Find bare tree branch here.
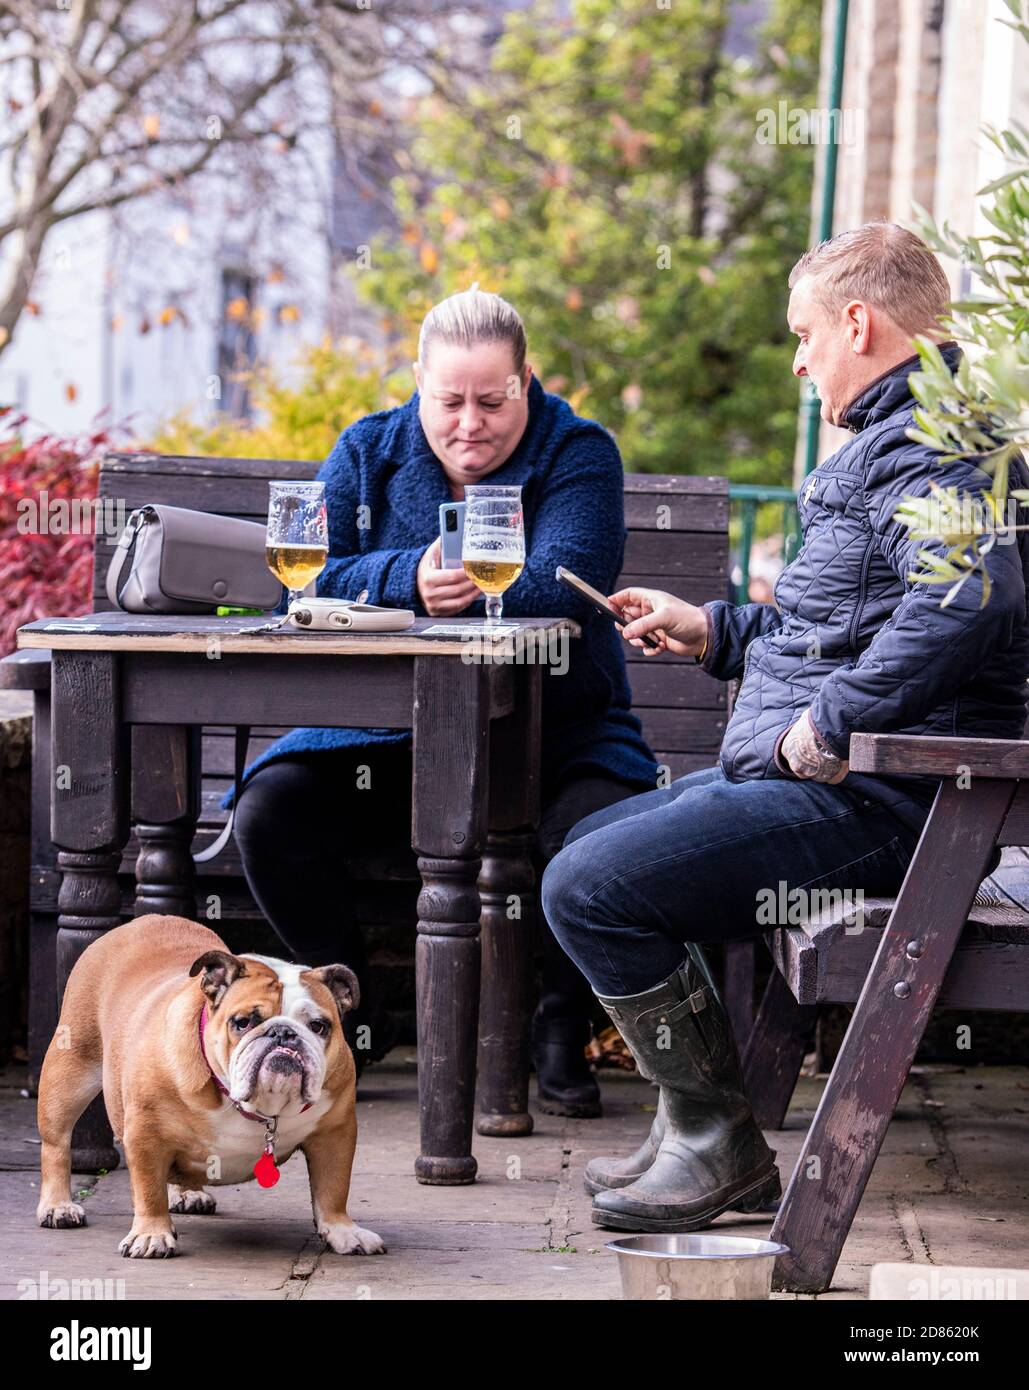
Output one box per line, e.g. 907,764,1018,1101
0,0,496,358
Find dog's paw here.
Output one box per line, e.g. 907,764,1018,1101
168,1185,216,1215
118,1228,179,1259
320,1221,387,1255
38,1201,87,1229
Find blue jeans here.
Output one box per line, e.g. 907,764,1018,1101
540,765,941,997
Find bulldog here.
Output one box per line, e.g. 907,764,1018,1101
36,915,385,1259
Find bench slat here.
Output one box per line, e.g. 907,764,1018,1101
850,731,1029,778
622,531,727,576
768,881,1029,1010
625,662,725,708
99,471,732,536
636,707,724,752
100,454,729,493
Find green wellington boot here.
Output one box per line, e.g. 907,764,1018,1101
583,944,722,1196
583,946,766,1200
583,1090,667,1195
589,951,781,1232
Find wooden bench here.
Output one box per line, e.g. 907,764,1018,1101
742,731,1029,1293
1,452,734,1086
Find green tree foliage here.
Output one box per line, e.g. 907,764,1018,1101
900,0,1029,607
354,0,821,481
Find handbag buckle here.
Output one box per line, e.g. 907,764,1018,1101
116,506,150,549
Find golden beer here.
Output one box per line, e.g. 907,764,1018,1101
463,558,524,594
266,542,328,592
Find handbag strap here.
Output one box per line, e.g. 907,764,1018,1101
193,725,250,864
105,507,149,609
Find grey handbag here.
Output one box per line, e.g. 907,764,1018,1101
105,503,283,614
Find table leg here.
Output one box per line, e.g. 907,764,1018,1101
132,725,200,918
27,680,57,1093
476,663,541,1137
51,652,130,1173
411,658,490,1184
742,966,818,1130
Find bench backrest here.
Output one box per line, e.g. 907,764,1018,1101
94,453,731,804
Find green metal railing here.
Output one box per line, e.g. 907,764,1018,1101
800,0,849,478
729,484,800,604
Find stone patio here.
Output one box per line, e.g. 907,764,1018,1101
2,1051,1027,1300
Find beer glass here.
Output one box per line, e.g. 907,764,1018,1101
266,481,329,609
462,485,525,626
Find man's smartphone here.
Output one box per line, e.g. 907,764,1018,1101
555,565,663,651
439,501,466,569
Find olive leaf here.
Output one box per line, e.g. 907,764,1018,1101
901,15,1029,613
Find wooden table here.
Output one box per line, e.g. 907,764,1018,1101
17,612,579,1184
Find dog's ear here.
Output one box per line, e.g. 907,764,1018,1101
189,950,247,1007
308,964,360,1022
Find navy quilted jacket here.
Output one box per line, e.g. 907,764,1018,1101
701,344,1029,783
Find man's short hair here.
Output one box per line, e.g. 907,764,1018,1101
788,222,950,336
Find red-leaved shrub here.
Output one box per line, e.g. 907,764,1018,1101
0,411,117,657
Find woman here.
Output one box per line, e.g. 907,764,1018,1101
229,285,659,1115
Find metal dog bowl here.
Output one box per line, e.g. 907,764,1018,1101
606,1233,789,1300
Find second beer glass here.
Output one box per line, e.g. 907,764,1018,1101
462,485,525,627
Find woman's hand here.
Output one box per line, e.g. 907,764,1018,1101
607,587,709,658
417,537,481,617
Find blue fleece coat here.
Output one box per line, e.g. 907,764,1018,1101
222,375,659,807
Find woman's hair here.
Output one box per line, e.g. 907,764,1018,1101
417,282,527,374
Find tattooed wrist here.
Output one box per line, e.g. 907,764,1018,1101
783,710,847,782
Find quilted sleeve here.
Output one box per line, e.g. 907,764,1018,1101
700,599,785,681
808,432,1028,756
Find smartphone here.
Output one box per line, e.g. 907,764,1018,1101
439,501,466,570
555,565,663,651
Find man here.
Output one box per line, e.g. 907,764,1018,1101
541,222,1029,1233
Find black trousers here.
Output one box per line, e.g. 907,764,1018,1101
233,743,641,1041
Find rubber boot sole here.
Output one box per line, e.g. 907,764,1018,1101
590,1165,782,1233
583,1169,781,1213
537,1091,603,1119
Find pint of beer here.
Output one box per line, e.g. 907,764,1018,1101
266,481,329,609
462,486,525,625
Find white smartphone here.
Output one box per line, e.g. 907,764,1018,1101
439,501,466,570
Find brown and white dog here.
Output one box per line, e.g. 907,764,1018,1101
36,915,385,1259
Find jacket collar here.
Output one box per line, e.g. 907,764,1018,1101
841,340,961,433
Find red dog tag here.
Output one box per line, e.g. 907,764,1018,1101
254,1149,280,1188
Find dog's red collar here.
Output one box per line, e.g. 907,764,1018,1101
198,1004,311,1123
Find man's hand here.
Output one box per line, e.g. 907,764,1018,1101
781,708,849,784
607,587,709,658
416,536,481,616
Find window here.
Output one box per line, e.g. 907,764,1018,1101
217,267,258,420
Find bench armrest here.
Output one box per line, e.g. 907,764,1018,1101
849,731,1029,779
0,649,52,691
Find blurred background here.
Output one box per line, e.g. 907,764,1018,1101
1,0,1026,635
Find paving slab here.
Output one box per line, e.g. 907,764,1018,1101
2,1054,1025,1301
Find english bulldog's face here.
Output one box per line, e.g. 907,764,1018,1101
189,951,359,1117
